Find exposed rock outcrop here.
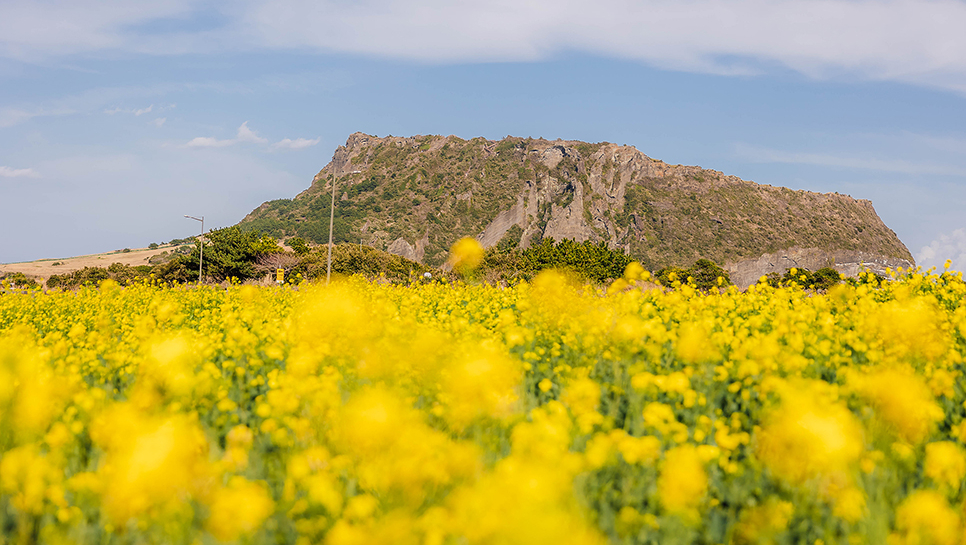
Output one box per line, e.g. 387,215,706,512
725,247,914,289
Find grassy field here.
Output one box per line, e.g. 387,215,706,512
1,262,965,544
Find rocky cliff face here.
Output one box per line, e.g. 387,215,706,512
241,132,914,285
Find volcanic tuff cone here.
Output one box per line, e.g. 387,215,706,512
241,132,913,286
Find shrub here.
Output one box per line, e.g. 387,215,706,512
655,266,690,288
778,267,843,291
656,259,732,290
812,267,843,290
688,259,732,290
152,259,194,284
1,272,39,289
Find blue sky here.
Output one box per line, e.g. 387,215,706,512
2,0,965,271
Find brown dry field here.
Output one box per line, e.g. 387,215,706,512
1,245,180,280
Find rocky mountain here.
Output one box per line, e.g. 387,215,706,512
241,132,914,286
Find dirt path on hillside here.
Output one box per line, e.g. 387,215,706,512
0,245,184,280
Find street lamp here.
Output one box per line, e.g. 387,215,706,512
184,215,204,283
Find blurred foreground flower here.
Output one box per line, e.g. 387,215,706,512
448,237,484,275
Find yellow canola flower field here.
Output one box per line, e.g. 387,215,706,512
1,264,966,545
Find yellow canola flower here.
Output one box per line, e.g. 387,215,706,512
658,445,708,520
439,345,522,430
444,456,606,545
866,298,949,363
731,497,793,544
134,333,202,406
675,322,719,364
510,401,576,464
326,509,424,545
924,441,966,489
622,261,650,282
447,237,485,274
617,434,662,465
831,486,867,523
851,368,944,444
583,430,662,469
888,490,960,545
205,476,274,542
332,386,480,499
561,377,604,433
0,444,63,515
3,259,966,543
90,406,210,524
221,424,254,471
756,380,863,484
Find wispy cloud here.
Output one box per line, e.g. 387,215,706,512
269,137,320,151
104,104,158,116
0,166,41,178
918,228,966,273
151,117,166,127
4,1,966,93
186,136,234,148
186,121,266,148
734,143,966,177
0,107,74,128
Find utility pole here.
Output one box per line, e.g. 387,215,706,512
184,215,204,283
327,177,336,284
327,171,360,284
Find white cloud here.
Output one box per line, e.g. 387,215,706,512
151,117,167,127
918,228,966,273
241,0,966,92
5,1,966,93
186,136,235,148
134,105,153,116
0,0,195,61
734,143,966,177
0,166,40,178
269,137,321,151
235,121,267,144
186,121,267,148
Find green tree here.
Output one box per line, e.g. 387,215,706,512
184,226,282,282
288,237,310,256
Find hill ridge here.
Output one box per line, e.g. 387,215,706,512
241,132,913,285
